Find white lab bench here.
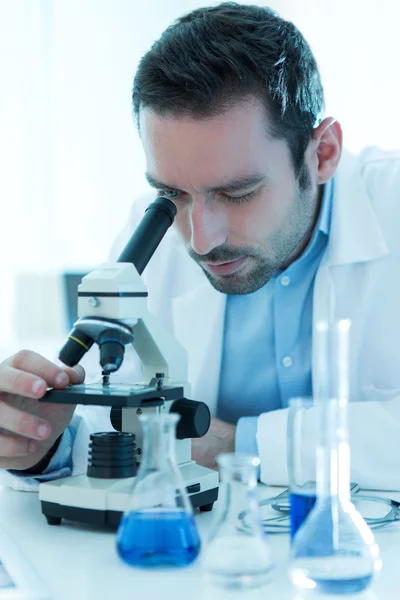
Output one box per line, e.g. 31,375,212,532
1,483,400,600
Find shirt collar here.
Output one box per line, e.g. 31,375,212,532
318,178,333,236
296,178,333,259
276,178,333,279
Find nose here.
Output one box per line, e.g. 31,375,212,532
189,195,228,256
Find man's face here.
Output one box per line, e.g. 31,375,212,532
140,100,319,294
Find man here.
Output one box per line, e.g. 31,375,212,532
1,2,400,491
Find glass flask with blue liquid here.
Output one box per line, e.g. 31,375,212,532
116,412,201,568
289,320,381,595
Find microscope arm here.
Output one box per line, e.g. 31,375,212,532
57,196,186,385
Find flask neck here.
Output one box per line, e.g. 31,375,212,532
221,473,258,511
139,414,178,473
316,396,350,503
314,319,351,504
216,457,260,533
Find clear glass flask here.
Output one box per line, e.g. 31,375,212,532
116,412,201,568
289,320,381,595
202,453,273,589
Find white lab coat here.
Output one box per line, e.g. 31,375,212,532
103,146,400,491
3,146,400,492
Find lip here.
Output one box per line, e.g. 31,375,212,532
205,257,248,276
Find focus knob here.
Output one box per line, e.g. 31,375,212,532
170,399,211,439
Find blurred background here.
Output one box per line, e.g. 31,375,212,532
0,0,399,358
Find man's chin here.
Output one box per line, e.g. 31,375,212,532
201,267,271,295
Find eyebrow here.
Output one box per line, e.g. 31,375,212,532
145,172,267,194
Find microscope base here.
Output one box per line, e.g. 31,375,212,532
39,461,219,528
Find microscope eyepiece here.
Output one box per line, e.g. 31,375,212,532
59,328,94,367
99,329,126,373
117,197,177,274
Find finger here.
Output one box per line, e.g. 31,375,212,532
0,433,38,457
3,350,70,396
0,400,51,440
0,365,47,398
62,365,85,385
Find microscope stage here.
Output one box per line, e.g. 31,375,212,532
43,383,184,407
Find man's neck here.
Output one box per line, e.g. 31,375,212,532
282,183,325,269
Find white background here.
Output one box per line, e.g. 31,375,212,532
0,0,399,345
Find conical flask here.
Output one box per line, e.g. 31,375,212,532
289,320,381,594
116,412,201,568
202,453,273,589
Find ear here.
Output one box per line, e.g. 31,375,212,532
312,117,343,184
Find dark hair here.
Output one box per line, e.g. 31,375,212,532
132,2,325,173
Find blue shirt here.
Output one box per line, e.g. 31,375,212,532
218,179,333,457
7,423,75,483
13,180,333,484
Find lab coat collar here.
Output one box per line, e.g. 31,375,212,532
326,149,389,266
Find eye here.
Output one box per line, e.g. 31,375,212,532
157,189,181,199
220,189,258,205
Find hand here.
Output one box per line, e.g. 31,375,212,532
191,417,235,470
0,350,85,471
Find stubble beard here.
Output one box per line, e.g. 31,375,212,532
191,165,318,295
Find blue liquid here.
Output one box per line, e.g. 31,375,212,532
116,510,201,568
313,575,373,595
290,491,316,539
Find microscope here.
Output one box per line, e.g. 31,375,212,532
38,197,219,527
